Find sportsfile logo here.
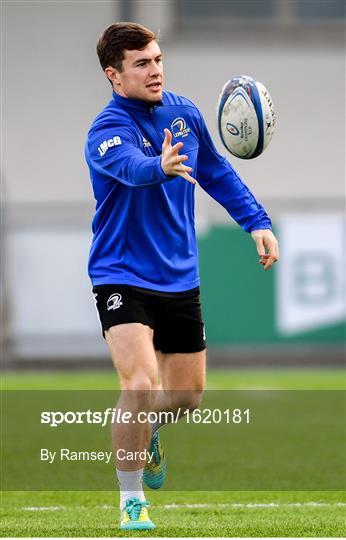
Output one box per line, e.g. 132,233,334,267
98,136,122,157
171,117,190,138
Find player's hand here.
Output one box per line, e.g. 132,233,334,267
251,229,279,271
161,128,196,184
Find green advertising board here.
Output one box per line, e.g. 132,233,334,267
198,223,345,346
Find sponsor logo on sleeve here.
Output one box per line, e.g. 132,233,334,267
98,136,122,157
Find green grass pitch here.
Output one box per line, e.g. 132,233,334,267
1,368,345,537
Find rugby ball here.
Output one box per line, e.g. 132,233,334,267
217,75,275,159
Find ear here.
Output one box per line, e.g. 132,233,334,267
105,66,121,86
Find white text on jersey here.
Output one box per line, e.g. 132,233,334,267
143,137,152,148
98,136,122,157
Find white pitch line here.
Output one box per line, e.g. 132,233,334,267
23,506,64,511
22,502,346,512
160,502,346,509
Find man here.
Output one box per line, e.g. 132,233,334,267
85,22,279,531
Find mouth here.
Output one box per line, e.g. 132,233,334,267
146,82,162,91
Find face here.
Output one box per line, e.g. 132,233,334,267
106,40,164,102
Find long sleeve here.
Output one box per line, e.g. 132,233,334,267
85,123,172,188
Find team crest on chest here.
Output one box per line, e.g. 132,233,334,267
171,117,190,138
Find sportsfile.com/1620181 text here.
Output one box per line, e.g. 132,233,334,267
40,408,251,427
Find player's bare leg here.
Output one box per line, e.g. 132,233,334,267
105,323,158,529
143,350,206,489
156,349,206,410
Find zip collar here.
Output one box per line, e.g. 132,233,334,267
112,91,164,113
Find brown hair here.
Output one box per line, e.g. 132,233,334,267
97,22,157,72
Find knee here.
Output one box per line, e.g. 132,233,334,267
171,387,204,411
119,378,157,413
124,375,156,393
187,388,204,410
123,376,160,395
185,379,205,410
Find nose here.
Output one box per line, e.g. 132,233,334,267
149,60,161,77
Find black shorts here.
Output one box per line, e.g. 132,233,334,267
92,284,206,354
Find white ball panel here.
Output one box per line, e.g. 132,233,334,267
220,87,259,159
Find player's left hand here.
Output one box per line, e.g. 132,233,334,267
251,229,279,271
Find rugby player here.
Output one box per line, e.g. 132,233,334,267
85,22,279,531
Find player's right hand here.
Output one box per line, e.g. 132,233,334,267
161,128,196,184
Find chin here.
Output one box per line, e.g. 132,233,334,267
145,91,163,103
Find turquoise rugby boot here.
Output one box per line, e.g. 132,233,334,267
120,497,156,530
143,431,167,489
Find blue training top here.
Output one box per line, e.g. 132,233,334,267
85,91,271,292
